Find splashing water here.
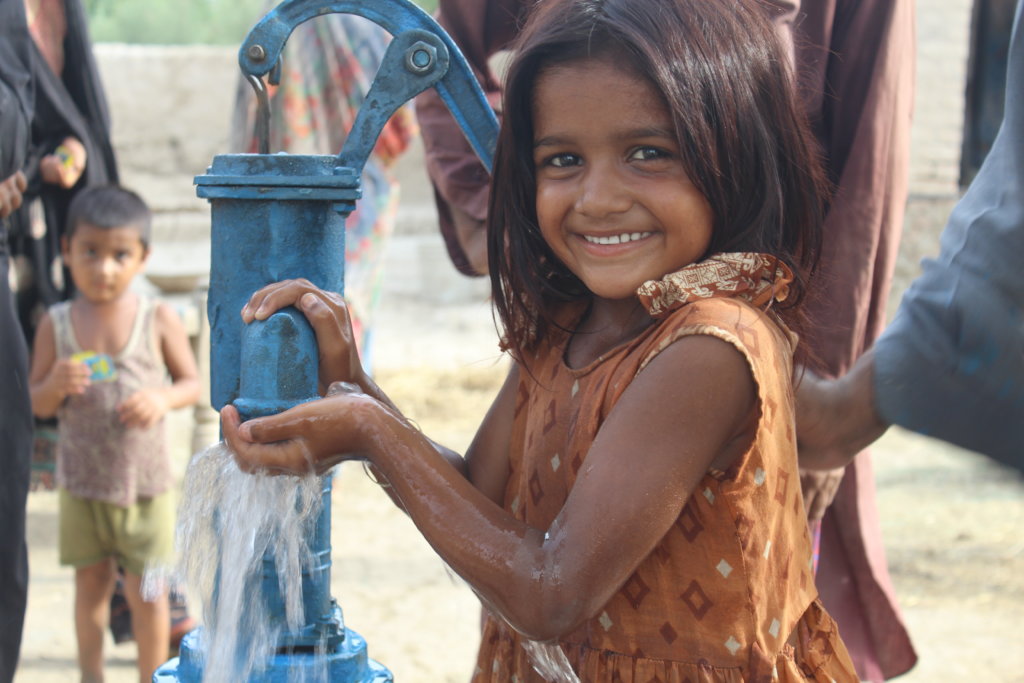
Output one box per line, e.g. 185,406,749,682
175,442,326,683
445,550,580,681
522,639,581,683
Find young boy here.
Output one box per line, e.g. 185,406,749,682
28,185,200,683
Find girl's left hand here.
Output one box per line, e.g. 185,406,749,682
221,382,379,476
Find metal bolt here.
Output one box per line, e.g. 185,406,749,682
247,44,267,62
405,41,437,74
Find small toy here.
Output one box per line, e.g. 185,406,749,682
54,144,77,171
72,351,117,382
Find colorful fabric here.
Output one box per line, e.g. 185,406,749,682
231,10,417,364
638,252,793,316
473,253,857,682
51,297,171,507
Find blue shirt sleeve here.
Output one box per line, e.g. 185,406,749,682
873,0,1024,468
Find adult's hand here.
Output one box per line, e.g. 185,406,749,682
0,170,26,218
795,353,889,471
39,136,86,188
800,466,846,521
450,203,489,276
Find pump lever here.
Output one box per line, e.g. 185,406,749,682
336,29,448,173
238,0,498,172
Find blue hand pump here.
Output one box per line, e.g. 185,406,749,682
153,0,497,680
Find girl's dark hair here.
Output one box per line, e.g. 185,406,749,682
488,0,829,362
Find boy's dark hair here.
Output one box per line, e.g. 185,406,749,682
66,185,152,249
488,0,829,362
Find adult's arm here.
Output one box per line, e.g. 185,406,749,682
799,0,1024,472
415,0,528,276
872,0,1024,469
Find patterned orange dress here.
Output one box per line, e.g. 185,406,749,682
472,253,857,682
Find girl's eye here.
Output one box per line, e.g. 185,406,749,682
629,146,670,162
543,153,580,169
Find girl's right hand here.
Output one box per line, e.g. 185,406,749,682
241,279,363,395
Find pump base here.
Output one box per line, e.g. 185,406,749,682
153,628,392,682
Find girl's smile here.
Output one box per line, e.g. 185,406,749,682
582,231,654,246
532,56,713,301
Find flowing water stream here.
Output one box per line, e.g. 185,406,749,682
173,442,326,682
167,441,577,682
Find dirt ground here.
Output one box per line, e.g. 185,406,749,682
16,328,1024,682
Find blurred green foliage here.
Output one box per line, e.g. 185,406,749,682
84,0,439,45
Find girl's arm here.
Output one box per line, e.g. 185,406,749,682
225,333,756,641
28,313,91,418
117,303,200,428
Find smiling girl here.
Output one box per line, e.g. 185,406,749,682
222,0,856,680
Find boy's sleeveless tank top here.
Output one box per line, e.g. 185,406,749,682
473,253,857,682
52,297,171,508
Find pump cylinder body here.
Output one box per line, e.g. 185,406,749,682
153,153,390,682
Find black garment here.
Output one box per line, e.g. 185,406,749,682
8,0,118,342
0,0,33,175
0,0,35,679
0,232,32,683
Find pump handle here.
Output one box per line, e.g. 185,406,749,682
238,0,498,172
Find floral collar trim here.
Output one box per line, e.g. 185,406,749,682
636,252,793,319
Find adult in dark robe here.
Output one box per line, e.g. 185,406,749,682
9,0,118,342
0,0,35,677
415,0,918,679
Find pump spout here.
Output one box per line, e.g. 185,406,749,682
236,311,344,656
235,308,320,420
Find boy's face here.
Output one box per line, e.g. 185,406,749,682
62,222,148,305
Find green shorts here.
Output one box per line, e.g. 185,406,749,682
58,488,175,576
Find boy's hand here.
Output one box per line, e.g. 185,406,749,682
39,136,87,189
118,388,170,429
50,358,91,398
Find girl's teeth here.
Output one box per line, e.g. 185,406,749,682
585,232,651,245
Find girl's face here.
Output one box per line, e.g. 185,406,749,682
532,57,713,301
